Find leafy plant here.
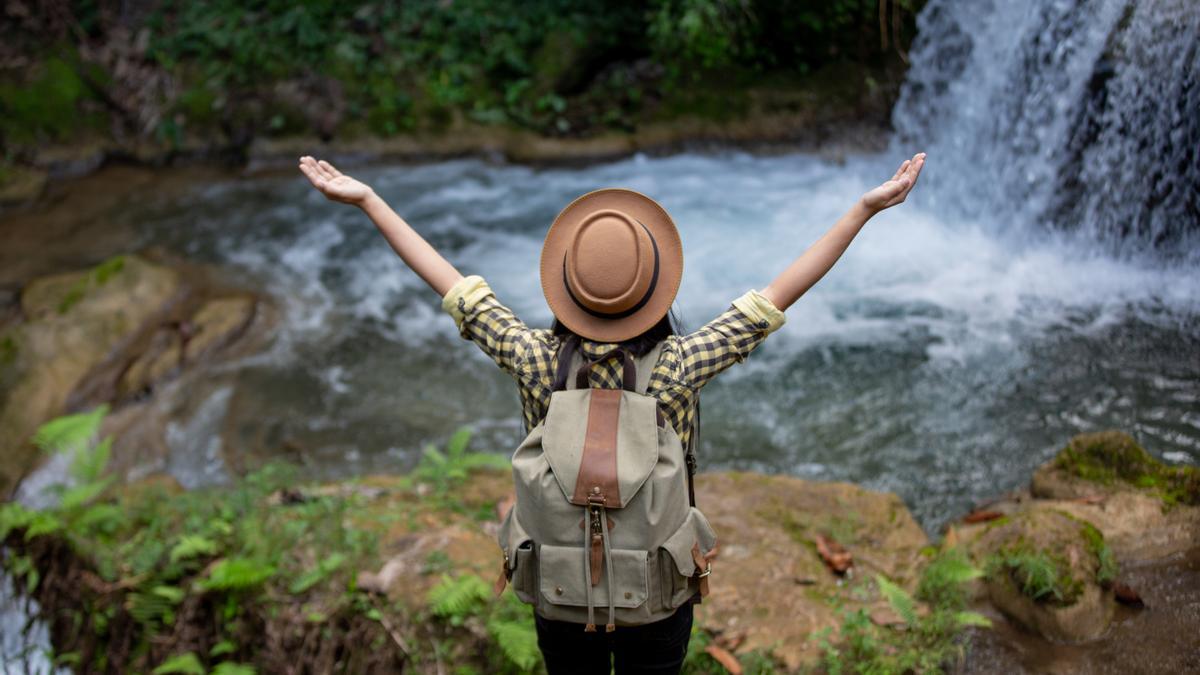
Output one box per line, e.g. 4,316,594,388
818,548,990,673
411,427,508,497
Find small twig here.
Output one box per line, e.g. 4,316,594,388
368,595,411,658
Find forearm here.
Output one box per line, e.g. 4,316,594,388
761,201,875,311
359,192,463,296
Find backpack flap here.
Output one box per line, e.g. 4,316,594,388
542,388,659,509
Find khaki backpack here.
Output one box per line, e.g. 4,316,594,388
495,336,718,631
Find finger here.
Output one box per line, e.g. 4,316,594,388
298,162,327,190
318,160,343,178
311,158,335,181
890,160,910,182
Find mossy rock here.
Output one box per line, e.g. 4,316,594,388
976,509,1116,643
1033,431,1200,507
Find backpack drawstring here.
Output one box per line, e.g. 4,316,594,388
600,505,616,632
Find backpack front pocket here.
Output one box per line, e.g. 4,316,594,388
498,508,536,603
537,544,648,609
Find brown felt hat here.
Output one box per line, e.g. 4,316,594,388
540,188,683,343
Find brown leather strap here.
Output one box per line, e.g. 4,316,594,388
570,388,622,507
574,347,636,391
493,562,508,597
691,541,719,598
552,335,580,392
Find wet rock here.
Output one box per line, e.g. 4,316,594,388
973,509,1117,643
116,294,257,399
0,165,47,205
1,254,268,497
0,255,182,496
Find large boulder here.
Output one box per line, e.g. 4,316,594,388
1,255,182,496
1030,431,1200,561
1,254,267,498
974,509,1117,643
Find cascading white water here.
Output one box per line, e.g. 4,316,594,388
892,0,1199,252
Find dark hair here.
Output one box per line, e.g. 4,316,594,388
551,308,681,357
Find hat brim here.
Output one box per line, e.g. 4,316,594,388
540,188,683,343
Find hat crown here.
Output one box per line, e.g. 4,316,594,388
566,210,655,315
541,188,682,343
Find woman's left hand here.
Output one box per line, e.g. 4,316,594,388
860,152,926,213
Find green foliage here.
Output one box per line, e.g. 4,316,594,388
428,574,543,673
170,535,219,563
411,427,508,498
288,552,347,594
152,652,206,675
428,573,491,625
985,542,1081,606
199,557,277,592
1077,521,1118,586
818,549,989,674
211,663,256,675
0,55,104,144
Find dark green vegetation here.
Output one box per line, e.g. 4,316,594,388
1054,431,1200,508
981,512,1117,607
1,0,920,168
816,548,991,674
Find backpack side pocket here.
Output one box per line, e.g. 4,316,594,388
657,507,718,610
498,507,536,604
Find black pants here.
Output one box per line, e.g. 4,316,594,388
534,603,694,675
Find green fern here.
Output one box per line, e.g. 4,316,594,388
170,535,220,563
487,616,541,672
152,652,205,675
428,573,491,624
875,574,918,626
199,558,276,592
211,663,256,675
288,552,346,594
917,547,984,609
413,428,508,496
32,406,112,483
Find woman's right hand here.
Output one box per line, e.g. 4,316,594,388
298,156,374,206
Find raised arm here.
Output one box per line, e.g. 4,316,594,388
298,156,463,296
761,152,925,312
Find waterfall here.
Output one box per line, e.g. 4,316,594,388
892,0,1199,254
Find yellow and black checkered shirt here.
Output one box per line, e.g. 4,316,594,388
442,275,786,450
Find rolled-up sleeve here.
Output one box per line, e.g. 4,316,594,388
674,289,785,389
440,275,553,386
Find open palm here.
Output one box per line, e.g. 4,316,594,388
298,156,372,205
861,152,926,212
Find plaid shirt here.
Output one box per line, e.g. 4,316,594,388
442,276,785,450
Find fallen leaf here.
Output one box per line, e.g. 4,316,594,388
962,509,1004,524
814,533,853,574
714,629,747,652
1073,494,1106,505
1113,582,1144,608
705,645,743,674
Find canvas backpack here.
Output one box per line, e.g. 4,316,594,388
495,336,718,631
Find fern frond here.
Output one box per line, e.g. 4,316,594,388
487,616,541,672
151,652,205,675
954,611,993,628
445,427,472,459
32,406,108,456
199,557,276,592
428,573,490,620
875,574,918,626
170,535,220,563
211,662,256,675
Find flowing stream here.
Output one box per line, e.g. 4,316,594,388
4,0,1199,669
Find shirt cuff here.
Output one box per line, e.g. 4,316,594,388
732,290,786,335
441,275,493,329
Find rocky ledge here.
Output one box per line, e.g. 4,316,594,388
3,429,1197,673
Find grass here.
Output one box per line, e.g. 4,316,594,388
984,540,1082,606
